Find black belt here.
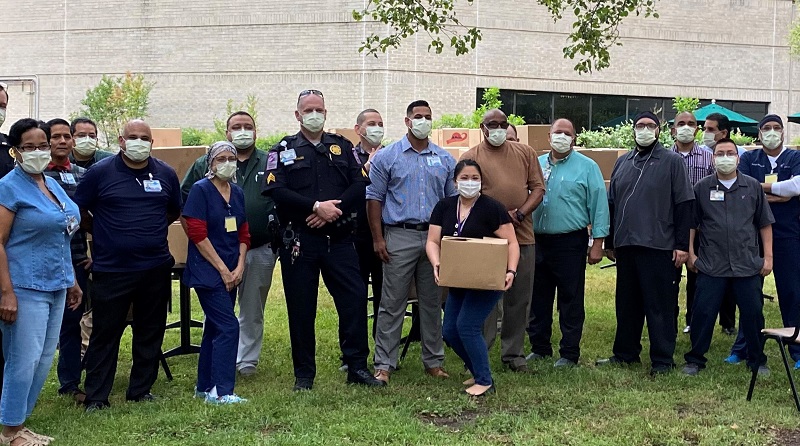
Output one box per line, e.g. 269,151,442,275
387,222,430,231
535,229,589,239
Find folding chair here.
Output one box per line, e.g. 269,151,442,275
746,326,800,412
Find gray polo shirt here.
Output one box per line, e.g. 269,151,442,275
609,144,694,250
693,173,774,277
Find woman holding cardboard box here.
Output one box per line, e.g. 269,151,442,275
426,159,519,397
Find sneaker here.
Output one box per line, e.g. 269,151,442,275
794,360,800,370
724,354,743,364
194,387,208,399
293,378,314,392
649,365,674,376
682,363,700,376
758,365,770,376
595,356,631,366
683,325,691,334
347,368,387,387
85,401,110,413
238,365,257,377
206,394,248,405
339,363,349,372
526,352,548,361
722,327,736,336
127,393,156,402
554,358,577,368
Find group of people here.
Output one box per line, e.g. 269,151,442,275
0,81,796,444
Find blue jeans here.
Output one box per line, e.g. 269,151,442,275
57,265,88,393
1,288,66,426
196,287,239,396
443,288,503,386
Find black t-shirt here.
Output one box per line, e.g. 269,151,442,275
430,194,511,239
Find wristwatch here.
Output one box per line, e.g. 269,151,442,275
506,269,517,278
515,210,525,222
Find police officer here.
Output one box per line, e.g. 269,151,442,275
263,89,385,391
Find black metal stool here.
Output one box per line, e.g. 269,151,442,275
747,326,800,412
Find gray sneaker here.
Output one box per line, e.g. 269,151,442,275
554,358,577,368
526,352,546,361
758,365,770,376
238,365,257,377
682,363,700,376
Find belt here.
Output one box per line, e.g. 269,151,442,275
387,222,430,231
535,229,589,239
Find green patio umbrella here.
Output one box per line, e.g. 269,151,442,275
788,112,800,124
669,101,759,126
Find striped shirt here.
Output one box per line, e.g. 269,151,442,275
366,135,457,225
672,143,714,186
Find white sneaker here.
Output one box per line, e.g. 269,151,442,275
683,325,691,334
205,393,248,405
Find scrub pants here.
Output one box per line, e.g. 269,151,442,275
57,264,88,394
279,233,369,380
443,288,502,386
196,287,239,397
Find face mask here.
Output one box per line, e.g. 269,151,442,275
634,128,657,147
363,126,384,146
231,130,254,150
301,111,325,133
0,108,6,128
123,139,152,162
714,155,738,175
18,150,51,174
410,118,432,140
214,161,237,181
486,128,507,147
702,131,717,149
761,130,782,150
457,180,481,198
74,136,98,157
676,126,696,144
550,133,573,154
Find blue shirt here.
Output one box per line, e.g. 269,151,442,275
73,155,182,272
0,166,79,291
534,151,610,238
182,179,247,290
366,135,457,225
739,147,800,240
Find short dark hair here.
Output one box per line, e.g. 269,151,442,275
226,111,255,129
406,100,431,117
70,117,97,135
356,108,380,126
454,158,483,178
705,113,731,136
508,123,517,134
714,137,738,152
46,118,71,133
8,118,50,148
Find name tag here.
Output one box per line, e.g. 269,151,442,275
765,174,778,184
60,172,76,185
710,190,725,202
66,215,80,236
143,179,162,192
543,168,551,182
225,216,237,233
280,149,297,166
427,156,442,167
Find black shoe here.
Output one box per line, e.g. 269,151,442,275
596,356,631,366
127,393,156,402
293,378,314,392
649,365,674,376
506,362,529,373
347,368,387,387
722,327,736,336
84,401,110,413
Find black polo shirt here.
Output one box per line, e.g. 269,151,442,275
608,144,694,250
693,173,774,277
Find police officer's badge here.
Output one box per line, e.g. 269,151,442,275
330,145,342,156
267,173,276,184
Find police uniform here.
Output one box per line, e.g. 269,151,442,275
262,131,377,388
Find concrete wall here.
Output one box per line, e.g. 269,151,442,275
2,0,799,139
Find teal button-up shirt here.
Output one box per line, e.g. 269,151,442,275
533,150,610,238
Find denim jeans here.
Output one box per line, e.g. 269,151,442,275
443,288,503,386
196,287,239,397
1,287,66,426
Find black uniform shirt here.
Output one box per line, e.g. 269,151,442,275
0,134,13,178
263,132,367,238
693,173,775,277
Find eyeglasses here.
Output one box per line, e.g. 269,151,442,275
298,89,324,100
634,123,659,131
214,156,237,163
483,121,509,130
17,144,51,152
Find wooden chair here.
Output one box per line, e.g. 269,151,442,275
747,327,800,412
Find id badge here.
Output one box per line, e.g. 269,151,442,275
225,216,237,233
66,216,79,236
765,174,778,184
543,168,551,182
710,190,725,202
427,156,442,167
60,172,76,185
280,149,297,166
143,179,162,192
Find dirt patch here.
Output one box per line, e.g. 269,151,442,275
675,402,713,419
418,408,480,432
772,428,800,446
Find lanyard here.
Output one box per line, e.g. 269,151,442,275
454,199,473,236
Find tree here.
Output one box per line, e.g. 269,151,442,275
75,72,153,149
672,97,700,113
353,0,658,74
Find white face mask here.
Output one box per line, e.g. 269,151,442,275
363,126,384,146
675,125,696,144
761,129,782,150
214,160,237,181
19,149,51,174
714,155,738,175
0,108,6,128
301,111,326,133
410,118,432,140
486,128,507,147
457,180,481,198
230,130,254,150
123,139,152,162
550,133,573,154
702,131,717,149
634,128,657,147
74,136,98,157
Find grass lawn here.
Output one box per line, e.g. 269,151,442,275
25,260,800,445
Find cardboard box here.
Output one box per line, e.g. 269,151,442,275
327,128,360,146
577,149,627,180
151,128,182,148
444,148,468,160
438,237,508,291
516,125,551,151
168,222,188,265
469,128,483,147
441,129,471,147
151,146,208,180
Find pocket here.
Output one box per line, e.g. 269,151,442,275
287,160,313,190
329,159,350,187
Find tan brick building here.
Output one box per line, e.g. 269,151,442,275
2,0,799,139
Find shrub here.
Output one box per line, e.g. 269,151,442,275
434,87,525,129
577,121,673,149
